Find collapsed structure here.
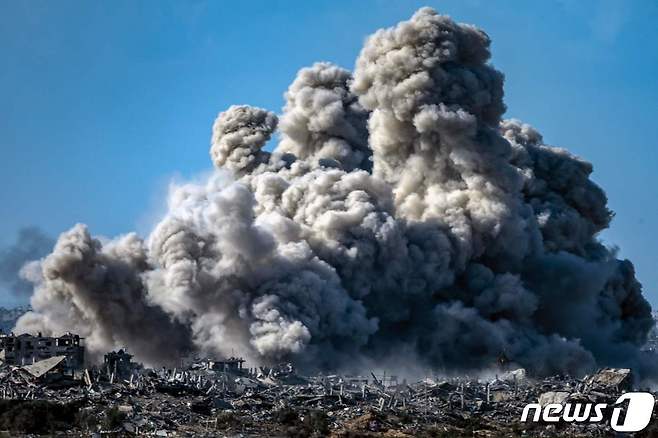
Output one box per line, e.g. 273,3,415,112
104,349,137,380
0,332,84,370
12,8,655,379
0,350,652,437
0,328,653,436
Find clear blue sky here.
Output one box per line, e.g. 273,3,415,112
1,0,657,307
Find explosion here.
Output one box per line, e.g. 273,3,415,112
16,8,654,377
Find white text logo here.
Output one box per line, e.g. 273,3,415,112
521,392,655,432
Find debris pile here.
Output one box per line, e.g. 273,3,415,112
0,355,654,437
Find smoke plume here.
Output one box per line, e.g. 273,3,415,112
0,227,54,298
16,8,654,377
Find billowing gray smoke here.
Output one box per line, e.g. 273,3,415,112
0,227,54,298
16,8,654,377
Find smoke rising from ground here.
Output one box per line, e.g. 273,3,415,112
15,8,655,377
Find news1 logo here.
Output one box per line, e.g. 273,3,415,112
521,392,655,432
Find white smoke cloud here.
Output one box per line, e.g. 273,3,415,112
16,7,655,377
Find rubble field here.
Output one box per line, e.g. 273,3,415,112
0,358,656,437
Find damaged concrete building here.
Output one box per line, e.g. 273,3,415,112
0,332,84,371
104,349,138,379
210,357,245,373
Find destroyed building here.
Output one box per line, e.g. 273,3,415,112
104,349,138,380
18,355,75,382
0,352,651,437
210,357,245,373
183,356,247,375
0,332,84,370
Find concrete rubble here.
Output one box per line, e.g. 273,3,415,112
0,350,653,437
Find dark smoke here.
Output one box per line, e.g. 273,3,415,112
0,227,54,298
15,8,655,377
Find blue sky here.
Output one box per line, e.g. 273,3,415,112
1,0,657,307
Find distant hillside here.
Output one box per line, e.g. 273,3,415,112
0,306,30,334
